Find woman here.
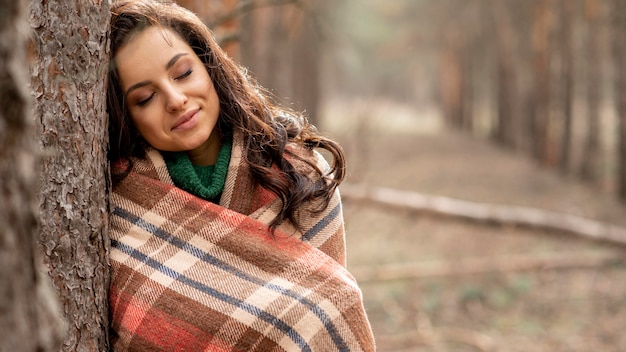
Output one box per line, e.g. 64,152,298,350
106,0,375,351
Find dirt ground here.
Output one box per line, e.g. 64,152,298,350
321,100,626,352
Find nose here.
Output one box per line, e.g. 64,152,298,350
164,85,187,112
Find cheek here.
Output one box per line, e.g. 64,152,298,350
129,112,159,137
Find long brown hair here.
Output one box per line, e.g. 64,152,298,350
107,0,345,230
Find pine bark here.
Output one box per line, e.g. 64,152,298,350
0,0,64,350
29,0,111,350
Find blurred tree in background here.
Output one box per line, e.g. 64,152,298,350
419,0,624,202
203,0,626,204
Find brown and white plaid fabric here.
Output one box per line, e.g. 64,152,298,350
109,133,376,351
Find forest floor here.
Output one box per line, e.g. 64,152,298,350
321,100,626,352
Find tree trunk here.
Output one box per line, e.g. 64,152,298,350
495,52,515,146
241,5,288,102
491,0,519,149
580,0,601,182
613,0,626,201
461,44,474,132
29,1,111,350
558,0,574,174
440,44,464,128
0,0,64,350
290,9,321,127
532,0,555,166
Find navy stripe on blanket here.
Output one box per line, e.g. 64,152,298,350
112,239,312,351
112,206,350,352
302,203,341,242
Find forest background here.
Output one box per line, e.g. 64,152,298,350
2,0,626,351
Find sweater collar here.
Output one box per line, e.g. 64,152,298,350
163,141,232,202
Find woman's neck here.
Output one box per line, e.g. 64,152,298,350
187,131,222,166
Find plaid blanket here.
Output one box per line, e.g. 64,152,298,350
109,133,375,351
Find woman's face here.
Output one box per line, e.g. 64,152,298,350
115,26,221,165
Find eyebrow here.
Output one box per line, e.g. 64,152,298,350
124,53,189,96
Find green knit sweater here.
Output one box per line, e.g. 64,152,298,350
163,141,232,202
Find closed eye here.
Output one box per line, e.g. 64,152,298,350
176,69,192,80
137,93,155,107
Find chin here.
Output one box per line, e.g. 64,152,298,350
186,137,212,151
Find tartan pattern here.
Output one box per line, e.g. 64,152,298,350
109,133,376,351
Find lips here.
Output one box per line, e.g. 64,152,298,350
172,108,199,131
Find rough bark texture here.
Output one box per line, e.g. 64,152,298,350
29,0,111,350
0,0,65,350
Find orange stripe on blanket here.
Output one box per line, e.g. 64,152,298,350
112,287,241,352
